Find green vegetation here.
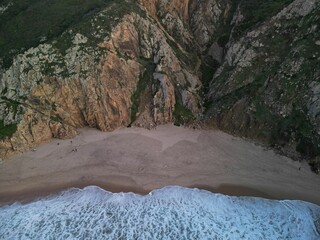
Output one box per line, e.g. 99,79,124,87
271,109,320,157
173,102,195,126
0,94,24,138
254,100,274,124
233,0,294,38
130,60,155,123
200,63,218,110
200,63,217,91
50,114,63,123
0,119,17,139
0,96,23,118
252,99,320,158
214,0,239,48
0,0,115,68
166,38,198,71
0,0,141,69
68,0,143,46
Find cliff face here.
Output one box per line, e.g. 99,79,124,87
0,0,230,157
0,0,319,172
205,0,320,171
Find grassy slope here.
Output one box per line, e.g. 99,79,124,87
232,0,295,39
0,0,113,68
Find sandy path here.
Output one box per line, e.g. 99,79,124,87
0,124,319,205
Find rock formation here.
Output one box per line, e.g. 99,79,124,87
0,0,319,172
205,0,320,172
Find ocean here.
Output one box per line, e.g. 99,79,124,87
0,186,319,239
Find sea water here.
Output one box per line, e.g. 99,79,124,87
0,186,319,240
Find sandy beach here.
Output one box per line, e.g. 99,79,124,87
0,124,319,206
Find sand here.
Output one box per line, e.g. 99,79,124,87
0,124,319,206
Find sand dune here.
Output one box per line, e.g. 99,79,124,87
0,124,319,205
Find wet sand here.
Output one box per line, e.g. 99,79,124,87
0,125,319,206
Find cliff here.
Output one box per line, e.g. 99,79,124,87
205,0,320,172
0,0,319,173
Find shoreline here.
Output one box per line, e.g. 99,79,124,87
0,181,276,207
1,125,320,206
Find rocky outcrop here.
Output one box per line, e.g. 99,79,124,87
2,0,223,157
138,0,233,51
206,0,320,171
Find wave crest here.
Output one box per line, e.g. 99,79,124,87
0,186,319,239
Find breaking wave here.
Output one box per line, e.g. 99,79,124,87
0,186,319,239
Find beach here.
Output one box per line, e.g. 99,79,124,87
0,124,319,205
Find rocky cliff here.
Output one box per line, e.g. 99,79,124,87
0,0,319,172
205,0,320,172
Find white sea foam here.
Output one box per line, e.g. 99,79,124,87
0,186,319,239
